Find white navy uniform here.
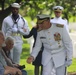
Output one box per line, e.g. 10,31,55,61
50,17,69,32
51,6,69,32
2,14,29,64
51,6,69,75
31,24,73,75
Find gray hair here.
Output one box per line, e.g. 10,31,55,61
5,36,14,43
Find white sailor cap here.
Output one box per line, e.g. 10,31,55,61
53,6,64,12
11,3,20,8
36,14,50,24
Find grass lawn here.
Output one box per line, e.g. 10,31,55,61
20,39,34,75
20,39,76,75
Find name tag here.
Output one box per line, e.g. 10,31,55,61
40,37,46,39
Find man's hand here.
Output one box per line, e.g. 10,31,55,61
27,56,34,64
4,66,22,75
13,64,20,67
4,66,16,75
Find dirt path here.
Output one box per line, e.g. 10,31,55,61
68,72,76,75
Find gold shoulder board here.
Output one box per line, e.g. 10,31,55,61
56,24,64,28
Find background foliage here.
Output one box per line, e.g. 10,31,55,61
0,0,76,74
0,0,76,29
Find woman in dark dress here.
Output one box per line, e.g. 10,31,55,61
23,25,43,75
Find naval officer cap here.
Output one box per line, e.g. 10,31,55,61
37,14,50,24
53,6,64,12
37,14,50,20
11,3,20,8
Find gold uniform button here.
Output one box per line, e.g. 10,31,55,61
48,32,50,33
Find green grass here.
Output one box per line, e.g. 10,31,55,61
25,17,37,29
69,16,76,22
20,39,34,75
20,39,76,75
67,58,76,72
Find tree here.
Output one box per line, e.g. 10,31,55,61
0,0,76,29
0,0,22,29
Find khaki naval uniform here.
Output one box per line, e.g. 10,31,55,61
31,24,73,75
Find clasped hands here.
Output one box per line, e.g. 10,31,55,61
4,66,22,75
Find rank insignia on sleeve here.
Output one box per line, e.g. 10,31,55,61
56,24,64,28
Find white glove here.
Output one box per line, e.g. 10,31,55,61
12,28,18,33
65,59,72,67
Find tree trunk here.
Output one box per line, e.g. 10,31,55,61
0,6,11,30
0,0,22,30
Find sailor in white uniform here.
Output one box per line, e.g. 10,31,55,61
27,14,73,75
50,6,69,32
2,3,30,64
51,6,70,75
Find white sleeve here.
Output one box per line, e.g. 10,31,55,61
2,19,12,37
64,19,69,32
2,19,7,37
18,18,30,35
62,26,73,61
31,32,42,59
